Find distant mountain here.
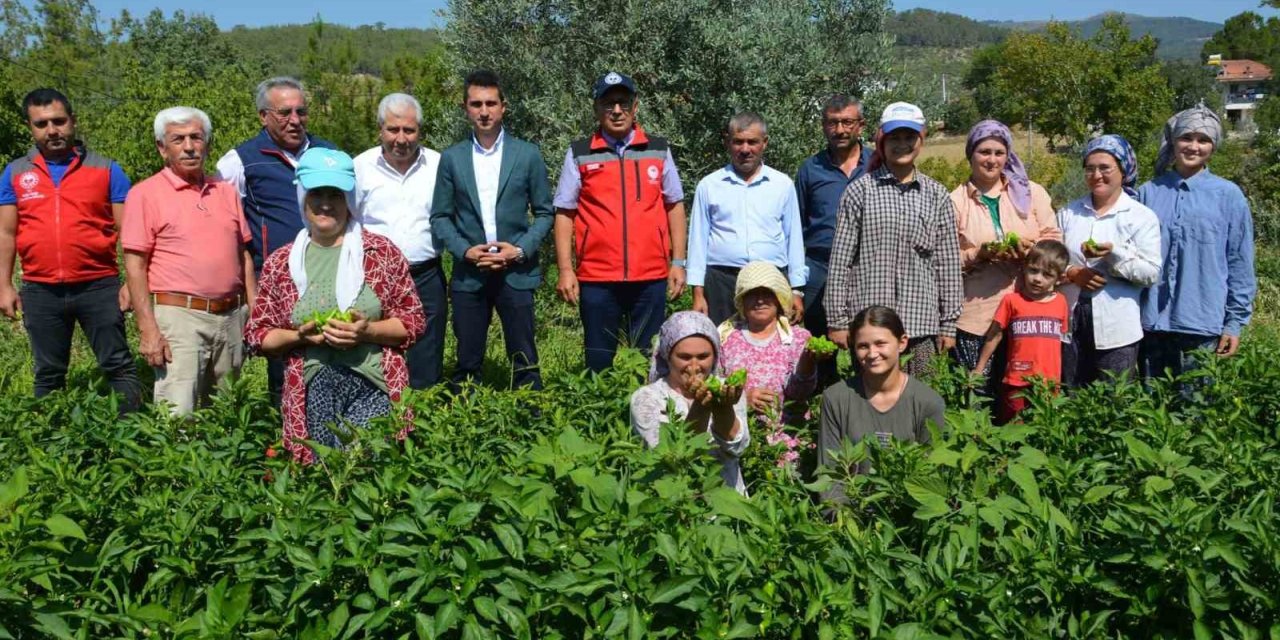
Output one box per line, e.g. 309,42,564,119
986,12,1220,59
888,9,1008,48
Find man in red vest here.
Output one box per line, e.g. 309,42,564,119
0,88,141,411
552,72,688,372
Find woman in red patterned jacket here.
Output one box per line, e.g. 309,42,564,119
245,148,425,462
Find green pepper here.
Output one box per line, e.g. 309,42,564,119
724,368,748,387
806,336,838,355
1084,238,1100,252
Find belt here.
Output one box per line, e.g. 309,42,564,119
709,265,742,277
152,292,245,314
409,258,441,276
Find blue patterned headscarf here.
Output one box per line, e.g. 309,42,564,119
965,119,1032,217
649,311,723,383
1083,134,1138,197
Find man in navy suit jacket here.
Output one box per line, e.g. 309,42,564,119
430,70,554,390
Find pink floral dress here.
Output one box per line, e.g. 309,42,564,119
718,322,817,418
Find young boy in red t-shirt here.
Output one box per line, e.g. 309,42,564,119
973,240,1071,423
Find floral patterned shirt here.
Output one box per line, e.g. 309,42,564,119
244,231,426,463
719,322,818,411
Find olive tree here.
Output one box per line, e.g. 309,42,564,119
444,0,893,183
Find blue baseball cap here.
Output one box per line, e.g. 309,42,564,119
879,101,927,135
593,71,637,100
295,148,356,192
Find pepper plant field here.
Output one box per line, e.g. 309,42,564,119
0,248,1279,638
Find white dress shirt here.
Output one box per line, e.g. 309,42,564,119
352,145,441,264
472,130,505,244
1058,192,1162,350
214,139,310,199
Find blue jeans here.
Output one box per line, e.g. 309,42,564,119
580,279,666,373
405,259,448,389
451,276,541,390
20,276,141,412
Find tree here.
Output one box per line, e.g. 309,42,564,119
445,0,893,182
1161,60,1223,112
965,15,1173,149
1200,11,1280,63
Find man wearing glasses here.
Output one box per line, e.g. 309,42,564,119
216,77,336,406
552,71,688,372
794,94,873,385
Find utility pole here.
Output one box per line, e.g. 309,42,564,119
942,73,948,104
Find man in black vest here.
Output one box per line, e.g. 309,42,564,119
217,76,336,406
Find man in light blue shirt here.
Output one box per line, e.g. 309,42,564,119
1137,105,1256,379
688,112,806,325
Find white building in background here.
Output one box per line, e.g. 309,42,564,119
1212,58,1272,128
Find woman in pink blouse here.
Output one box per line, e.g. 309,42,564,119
716,261,831,423
948,120,1061,387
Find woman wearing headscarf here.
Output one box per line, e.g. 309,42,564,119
1057,135,1161,387
717,261,831,423
948,120,1061,385
630,311,751,493
1137,105,1256,379
245,148,426,462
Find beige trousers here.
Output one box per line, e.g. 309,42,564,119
152,305,247,415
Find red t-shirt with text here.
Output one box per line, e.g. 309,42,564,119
993,290,1069,388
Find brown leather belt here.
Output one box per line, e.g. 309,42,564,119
152,292,245,314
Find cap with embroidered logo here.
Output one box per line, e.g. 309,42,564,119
879,102,927,135
294,148,356,192
592,71,637,100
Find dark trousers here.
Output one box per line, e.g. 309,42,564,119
703,266,740,326
1063,297,1139,387
580,279,667,373
451,276,541,390
1139,331,1218,380
20,276,141,412
406,259,448,389
801,252,838,386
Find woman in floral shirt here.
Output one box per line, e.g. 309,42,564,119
717,261,830,423
244,149,425,463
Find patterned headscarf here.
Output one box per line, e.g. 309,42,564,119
965,119,1032,217
649,311,723,383
717,261,795,344
1082,134,1139,197
1155,104,1223,175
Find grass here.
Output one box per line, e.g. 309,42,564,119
918,126,1054,163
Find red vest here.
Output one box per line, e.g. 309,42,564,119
569,127,672,282
5,148,119,284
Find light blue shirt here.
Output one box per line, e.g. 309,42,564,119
1058,192,1162,350
687,164,806,288
1136,169,1256,337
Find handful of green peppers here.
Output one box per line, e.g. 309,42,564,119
703,368,748,398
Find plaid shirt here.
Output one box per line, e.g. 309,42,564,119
825,167,963,338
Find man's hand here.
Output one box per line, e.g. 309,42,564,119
691,287,708,315
118,284,132,312
667,265,686,300
828,328,849,350
0,283,20,320
476,241,522,273
937,335,956,353
1067,265,1107,291
1217,334,1240,357
1081,241,1114,261
138,328,172,368
556,270,579,304
790,296,805,325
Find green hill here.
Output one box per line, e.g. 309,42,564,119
220,22,442,76
987,12,1220,59
888,9,1008,48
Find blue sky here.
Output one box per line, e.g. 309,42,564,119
70,0,1280,29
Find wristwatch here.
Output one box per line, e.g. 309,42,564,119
514,247,527,263
792,289,804,299
670,258,687,268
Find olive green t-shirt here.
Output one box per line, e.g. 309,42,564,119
289,243,386,392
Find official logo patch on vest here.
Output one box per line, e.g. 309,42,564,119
646,165,660,184
585,163,603,172
17,171,38,191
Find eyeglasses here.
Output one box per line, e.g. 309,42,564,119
596,98,635,111
264,107,309,120
1083,165,1116,176
823,118,864,129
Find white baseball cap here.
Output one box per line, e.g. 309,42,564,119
879,102,926,134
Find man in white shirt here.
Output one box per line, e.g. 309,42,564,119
353,93,446,389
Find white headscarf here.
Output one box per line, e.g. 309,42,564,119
288,190,364,311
